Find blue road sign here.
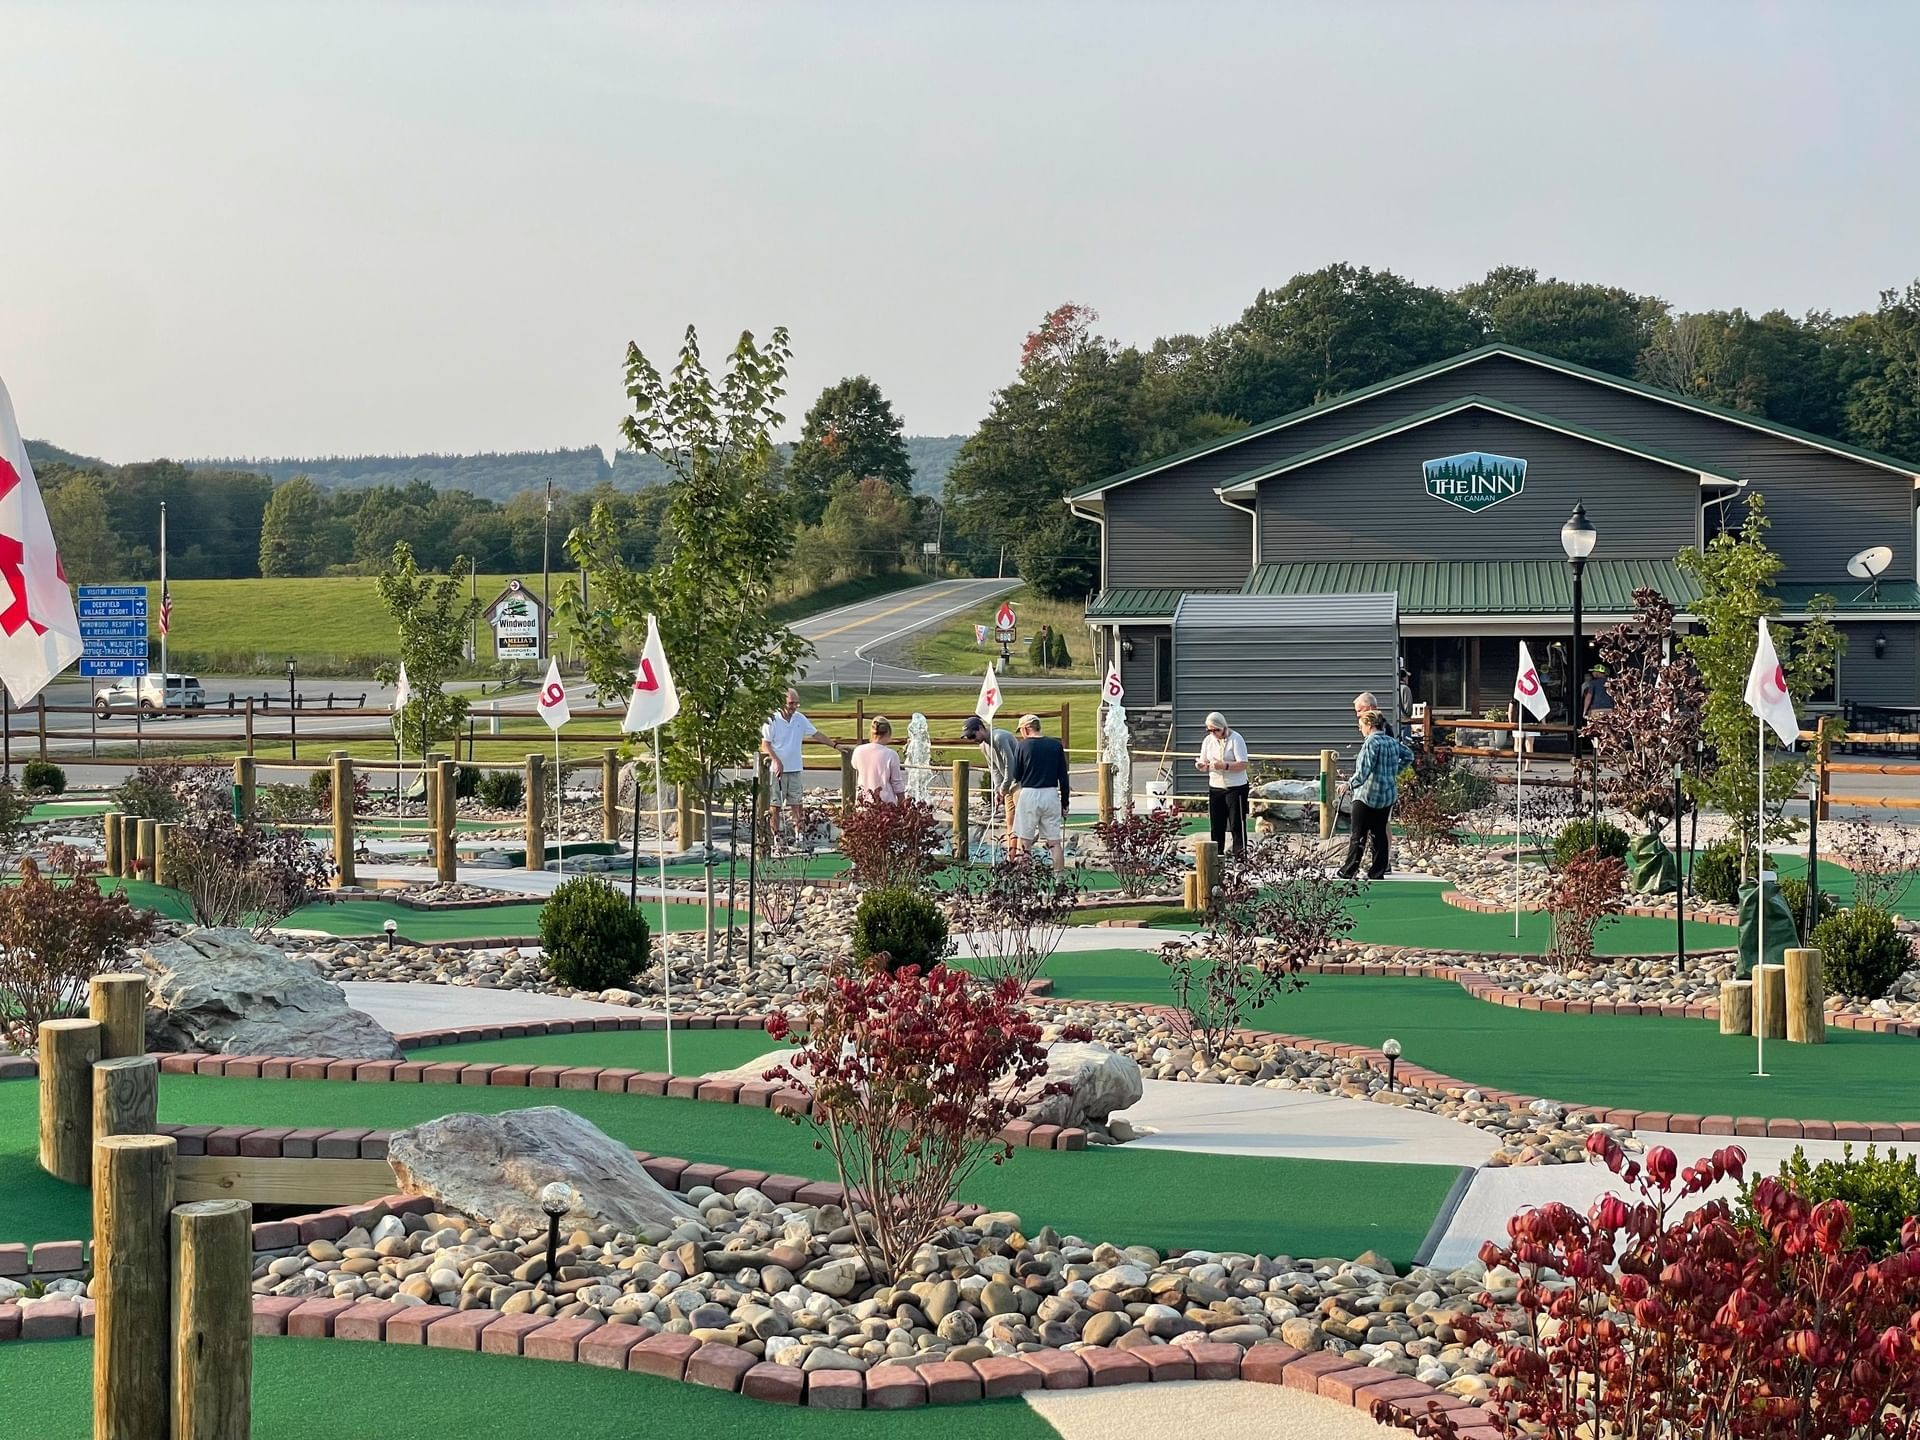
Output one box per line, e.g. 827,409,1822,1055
81,639,151,658
78,600,148,619
81,658,148,677
77,586,148,599
77,618,149,638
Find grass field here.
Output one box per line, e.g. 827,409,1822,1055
904,587,1097,679
0,1074,1459,1262
0,1338,1060,1440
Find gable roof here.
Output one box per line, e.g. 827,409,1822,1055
1065,342,1920,502
1213,394,1740,494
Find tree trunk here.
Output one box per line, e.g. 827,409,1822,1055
703,779,717,967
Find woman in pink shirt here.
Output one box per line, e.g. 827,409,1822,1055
851,716,906,803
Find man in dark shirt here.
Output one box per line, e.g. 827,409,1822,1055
1009,712,1070,873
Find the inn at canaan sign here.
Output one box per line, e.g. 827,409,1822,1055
1422,451,1527,514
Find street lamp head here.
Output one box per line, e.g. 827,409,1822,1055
1382,1038,1402,1060
1560,502,1597,564
538,1181,576,1218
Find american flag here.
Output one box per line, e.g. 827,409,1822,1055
158,584,171,636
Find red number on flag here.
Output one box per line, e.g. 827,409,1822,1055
541,682,565,707
633,659,659,692
1518,670,1538,696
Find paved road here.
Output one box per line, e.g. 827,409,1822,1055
794,576,1019,685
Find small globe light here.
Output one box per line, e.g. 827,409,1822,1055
538,1181,575,1217
1382,1038,1402,1059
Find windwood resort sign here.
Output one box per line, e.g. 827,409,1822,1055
1423,451,1527,513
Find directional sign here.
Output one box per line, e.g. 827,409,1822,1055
79,639,152,658
78,586,148,599
81,658,148,677
77,618,148,638
78,599,148,619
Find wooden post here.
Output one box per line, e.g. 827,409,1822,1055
93,1134,176,1440
1756,963,1788,1040
120,816,141,878
93,1055,159,1140
854,697,865,744
136,818,158,880
330,751,355,888
1784,947,1826,1044
1059,702,1072,767
434,759,457,884
103,810,125,877
601,748,620,842
951,759,971,862
840,750,856,813
231,757,255,825
1815,726,1832,822
36,695,47,760
38,1017,102,1184
524,753,547,872
172,1200,253,1440
89,973,148,1060
1192,838,1219,911
243,697,254,757
1718,979,1753,1035
154,821,179,888
1182,872,1199,911
1319,749,1338,839
1096,756,1113,826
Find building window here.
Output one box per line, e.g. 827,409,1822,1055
1154,635,1173,707
1405,637,1467,713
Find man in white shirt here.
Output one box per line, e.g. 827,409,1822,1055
1195,709,1251,855
760,690,844,839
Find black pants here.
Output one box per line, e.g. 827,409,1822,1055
1208,783,1249,855
1339,799,1392,880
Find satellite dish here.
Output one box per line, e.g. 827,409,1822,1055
1848,546,1894,581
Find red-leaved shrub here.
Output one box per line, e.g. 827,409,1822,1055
836,794,944,891
1408,1135,1920,1440
1089,804,1184,898
1545,847,1625,965
765,960,1084,1282
0,853,158,1051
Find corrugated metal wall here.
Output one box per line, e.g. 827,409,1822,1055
1170,594,1400,794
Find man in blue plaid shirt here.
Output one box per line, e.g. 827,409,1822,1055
1338,708,1414,880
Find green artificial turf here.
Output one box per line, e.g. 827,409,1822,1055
1021,954,1920,1123
279,896,728,940
27,802,110,820
406,1026,778,1071
0,1336,1061,1440
0,1075,1457,1264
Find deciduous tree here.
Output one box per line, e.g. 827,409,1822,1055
786,375,915,525
372,541,480,754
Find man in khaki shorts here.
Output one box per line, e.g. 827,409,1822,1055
1009,713,1070,874
759,689,844,840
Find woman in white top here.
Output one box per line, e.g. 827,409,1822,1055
1195,710,1251,855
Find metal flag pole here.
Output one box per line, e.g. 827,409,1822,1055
1755,713,1768,1078
1514,713,1524,938
158,501,168,685
654,729,673,1076
555,727,565,878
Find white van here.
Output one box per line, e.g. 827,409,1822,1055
94,673,207,716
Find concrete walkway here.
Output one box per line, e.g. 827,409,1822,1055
339,979,646,1032
1026,1378,1396,1438
1125,1079,1492,1168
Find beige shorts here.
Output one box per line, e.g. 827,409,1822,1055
1012,788,1063,842
770,770,806,805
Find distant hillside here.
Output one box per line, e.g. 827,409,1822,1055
186,436,967,501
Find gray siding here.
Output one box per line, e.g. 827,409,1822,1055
1170,595,1398,795
1103,474,1252,588
1256,409,1697,563
1836,622,1920,708
1118,624,1171,705
1104,352,1913,589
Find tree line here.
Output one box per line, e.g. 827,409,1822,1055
944,265,1920,598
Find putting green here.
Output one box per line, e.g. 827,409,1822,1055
404,1027,776,1072
1019,953,1919,1123
0,1337,1061,1439
0,1076,1458,1264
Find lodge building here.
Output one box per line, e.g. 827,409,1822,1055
1071,344,1920,774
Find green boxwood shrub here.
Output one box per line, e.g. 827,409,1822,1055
1776,874,1838,933
20,759,65,795
476,770,524,810
1737,1144,1920,1258
1550,818,1630,868
538,877,650,991
1810,903,1911,1000
851,885,950,974
455,764,481,799
1690,838,1745,907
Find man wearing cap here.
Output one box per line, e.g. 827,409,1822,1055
1009,712,1069,874
961,714,1019,839
1195,710,1250,855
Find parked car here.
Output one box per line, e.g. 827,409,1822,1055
94,673,206,716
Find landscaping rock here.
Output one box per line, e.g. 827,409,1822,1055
1025,1041,1144,1128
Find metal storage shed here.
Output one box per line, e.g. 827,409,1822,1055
1169,593,1401,794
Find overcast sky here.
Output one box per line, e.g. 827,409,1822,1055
3,1,1916,463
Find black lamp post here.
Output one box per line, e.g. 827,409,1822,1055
1560,503,1597,814
539,1181,575,1292
1382,1037,1401,1088
285,657,298,761
383,918,398,952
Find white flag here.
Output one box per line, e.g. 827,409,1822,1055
537,657,571,731
0,378,82,704
1744,617,1800,749
974,662,1002,724
622,614,680,733
1513,641,1550,721
392,662,412,715
1102,665,1125,704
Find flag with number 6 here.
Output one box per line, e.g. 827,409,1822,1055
537,657,570,731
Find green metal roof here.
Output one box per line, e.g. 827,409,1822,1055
1774,582,1920,614
1084,587,1229,620
1214,395,1738,494
1066,342,1920,501
1240,560,1701,615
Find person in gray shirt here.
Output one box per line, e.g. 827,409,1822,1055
961,714,1018,836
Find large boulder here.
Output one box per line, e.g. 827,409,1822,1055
140,928,404,1060
1025,1042,1143,1128
387,1107,697,1231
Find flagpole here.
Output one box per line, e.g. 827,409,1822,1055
1514,713,1523,938
1755,712,1768,1078
158,501,167,684
654,729,673,1076
555,728,565,878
